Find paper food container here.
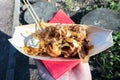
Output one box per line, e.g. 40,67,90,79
9,23,114,61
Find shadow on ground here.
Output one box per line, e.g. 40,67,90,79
14,51,30,80
0,31,11,80
14,51,40,80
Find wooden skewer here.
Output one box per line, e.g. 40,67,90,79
26,0,40,23
23,0,43,30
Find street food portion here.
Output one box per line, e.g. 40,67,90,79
23,24,90,59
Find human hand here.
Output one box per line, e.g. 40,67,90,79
58,62,92,80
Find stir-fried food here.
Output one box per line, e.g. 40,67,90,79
23,24,90,59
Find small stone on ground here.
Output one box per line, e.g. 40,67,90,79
24,1,58,24
81,8,120,32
